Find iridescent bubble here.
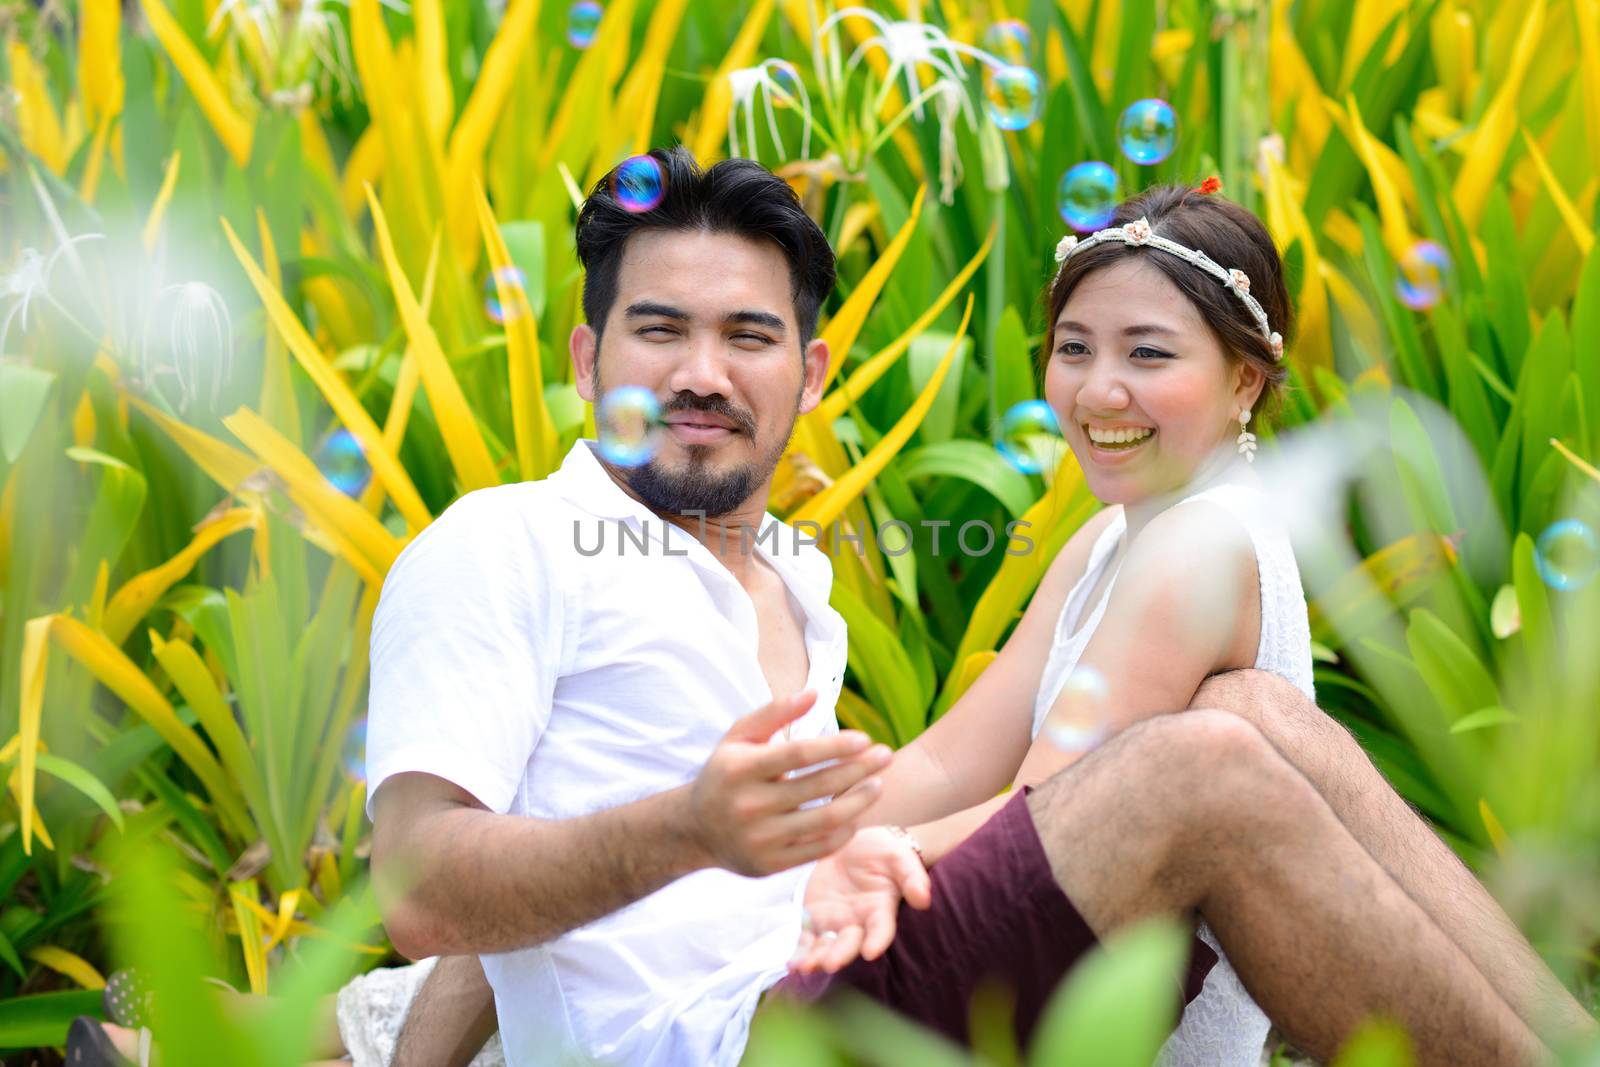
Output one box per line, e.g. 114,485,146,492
610,155,666,214
768,60,803,108
1395,241,1451,310
315,428,372,497
983,65,1042,131
1117,98,1178,165
566,0,602,48
341,718,367,782
1043,667,1111,753
995,399,1063,474
1534,519,1599,591
484,266,528,324
1057,161,1121,231
596,385,665,468
984,20,1033,64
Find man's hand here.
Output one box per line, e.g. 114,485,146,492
688,691,892,877
788,826,932,975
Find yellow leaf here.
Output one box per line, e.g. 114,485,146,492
413,0,453,146
138,0,254,167
78,0,125,128
103,510,258,645
818,222,996,423
448,0,542,181
1338,95,1414,258
1576,0,1600,179
819,186,927,391
255,210,302,444
149,631,267,819
689,0,775,162
229,887,271,995
474,178,557,479
48,614,254,838
366,189,501,492
126,394,258,492
142,151,181,254
944,651,998,708
1453,0,1545,227
1549,437,1600,483
1520,130,1594,256
6,42,69,174
834,686,897,747
835,202,880,257
1479,797,1509,856
223,407,401,580
794,295,974,529
612,0,689,155
77,118,113,204
27,946,106,990
339,127,385,222
221,217,433,532
18,617,50,855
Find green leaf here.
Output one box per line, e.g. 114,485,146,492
0,924,24,980
1028,917,1189,1067
1449,706,1520,734
907,331,969,444
0,364,56,463
499,220,548,320
1404,609,1499,725
33,753,125,832
0,989,105,1049
898,441,1036,517
831,582,926,745
1330,1017,1416,1067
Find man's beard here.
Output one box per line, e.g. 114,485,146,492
602,388,796,518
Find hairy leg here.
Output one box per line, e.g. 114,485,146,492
1025,711,1549,1066
1195,669,1598,1045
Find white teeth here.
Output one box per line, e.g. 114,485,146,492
1086,426,1153,445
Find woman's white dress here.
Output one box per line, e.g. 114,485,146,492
1031,476,1316,1067
336,955,506,1067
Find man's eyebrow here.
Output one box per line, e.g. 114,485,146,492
624,301,690,321
1056,320,1177,338
724,310,787,333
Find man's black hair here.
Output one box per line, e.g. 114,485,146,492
574,146,836,348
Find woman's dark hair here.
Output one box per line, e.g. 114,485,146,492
575,146,836,348
1042,183,1292,415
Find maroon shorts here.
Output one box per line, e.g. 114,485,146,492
766,787,1217,1052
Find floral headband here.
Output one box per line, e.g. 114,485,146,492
1053,215,1284,362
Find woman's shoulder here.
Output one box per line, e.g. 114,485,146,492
1045,505,1123,587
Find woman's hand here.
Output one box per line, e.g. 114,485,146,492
790,827,932,975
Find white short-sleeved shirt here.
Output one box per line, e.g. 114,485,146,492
366,440,848,1067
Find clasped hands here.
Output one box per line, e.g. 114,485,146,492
687,691,933,976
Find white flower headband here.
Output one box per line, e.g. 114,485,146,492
1054,216,1284,361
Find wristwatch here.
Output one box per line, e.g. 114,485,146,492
882,825,926,868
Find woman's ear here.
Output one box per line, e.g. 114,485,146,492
1232,358,1267,414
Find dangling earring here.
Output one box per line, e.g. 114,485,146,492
1236,409,1257,462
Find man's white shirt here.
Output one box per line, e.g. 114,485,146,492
366,441,849,1066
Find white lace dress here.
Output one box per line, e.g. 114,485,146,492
335,956,506,1067
1030,476,1315,1067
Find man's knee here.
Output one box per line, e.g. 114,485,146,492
1029,710,1288,839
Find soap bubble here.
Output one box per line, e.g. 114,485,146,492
596,385,665,468
1117,98,1178,165
314,428,372,497
484,266,528,324
610,154,666,213
1043,667,1111,753
1057,162,1121,231
768,60,804,107
983,65,1042,131
341,718,367,782
1395,240,1451,310
566,1,602,48
983,19,1033,64
996,399,1063,474
1534,519,1599,591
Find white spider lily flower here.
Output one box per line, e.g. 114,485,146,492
818,7,994,119
727,59,814,161
140,282,235,414
0,234,105,354
209,0,406,107
932,76,977,204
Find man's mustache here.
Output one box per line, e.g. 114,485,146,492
662,392,757,438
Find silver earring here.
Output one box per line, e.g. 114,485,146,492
1237,409,1257,462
